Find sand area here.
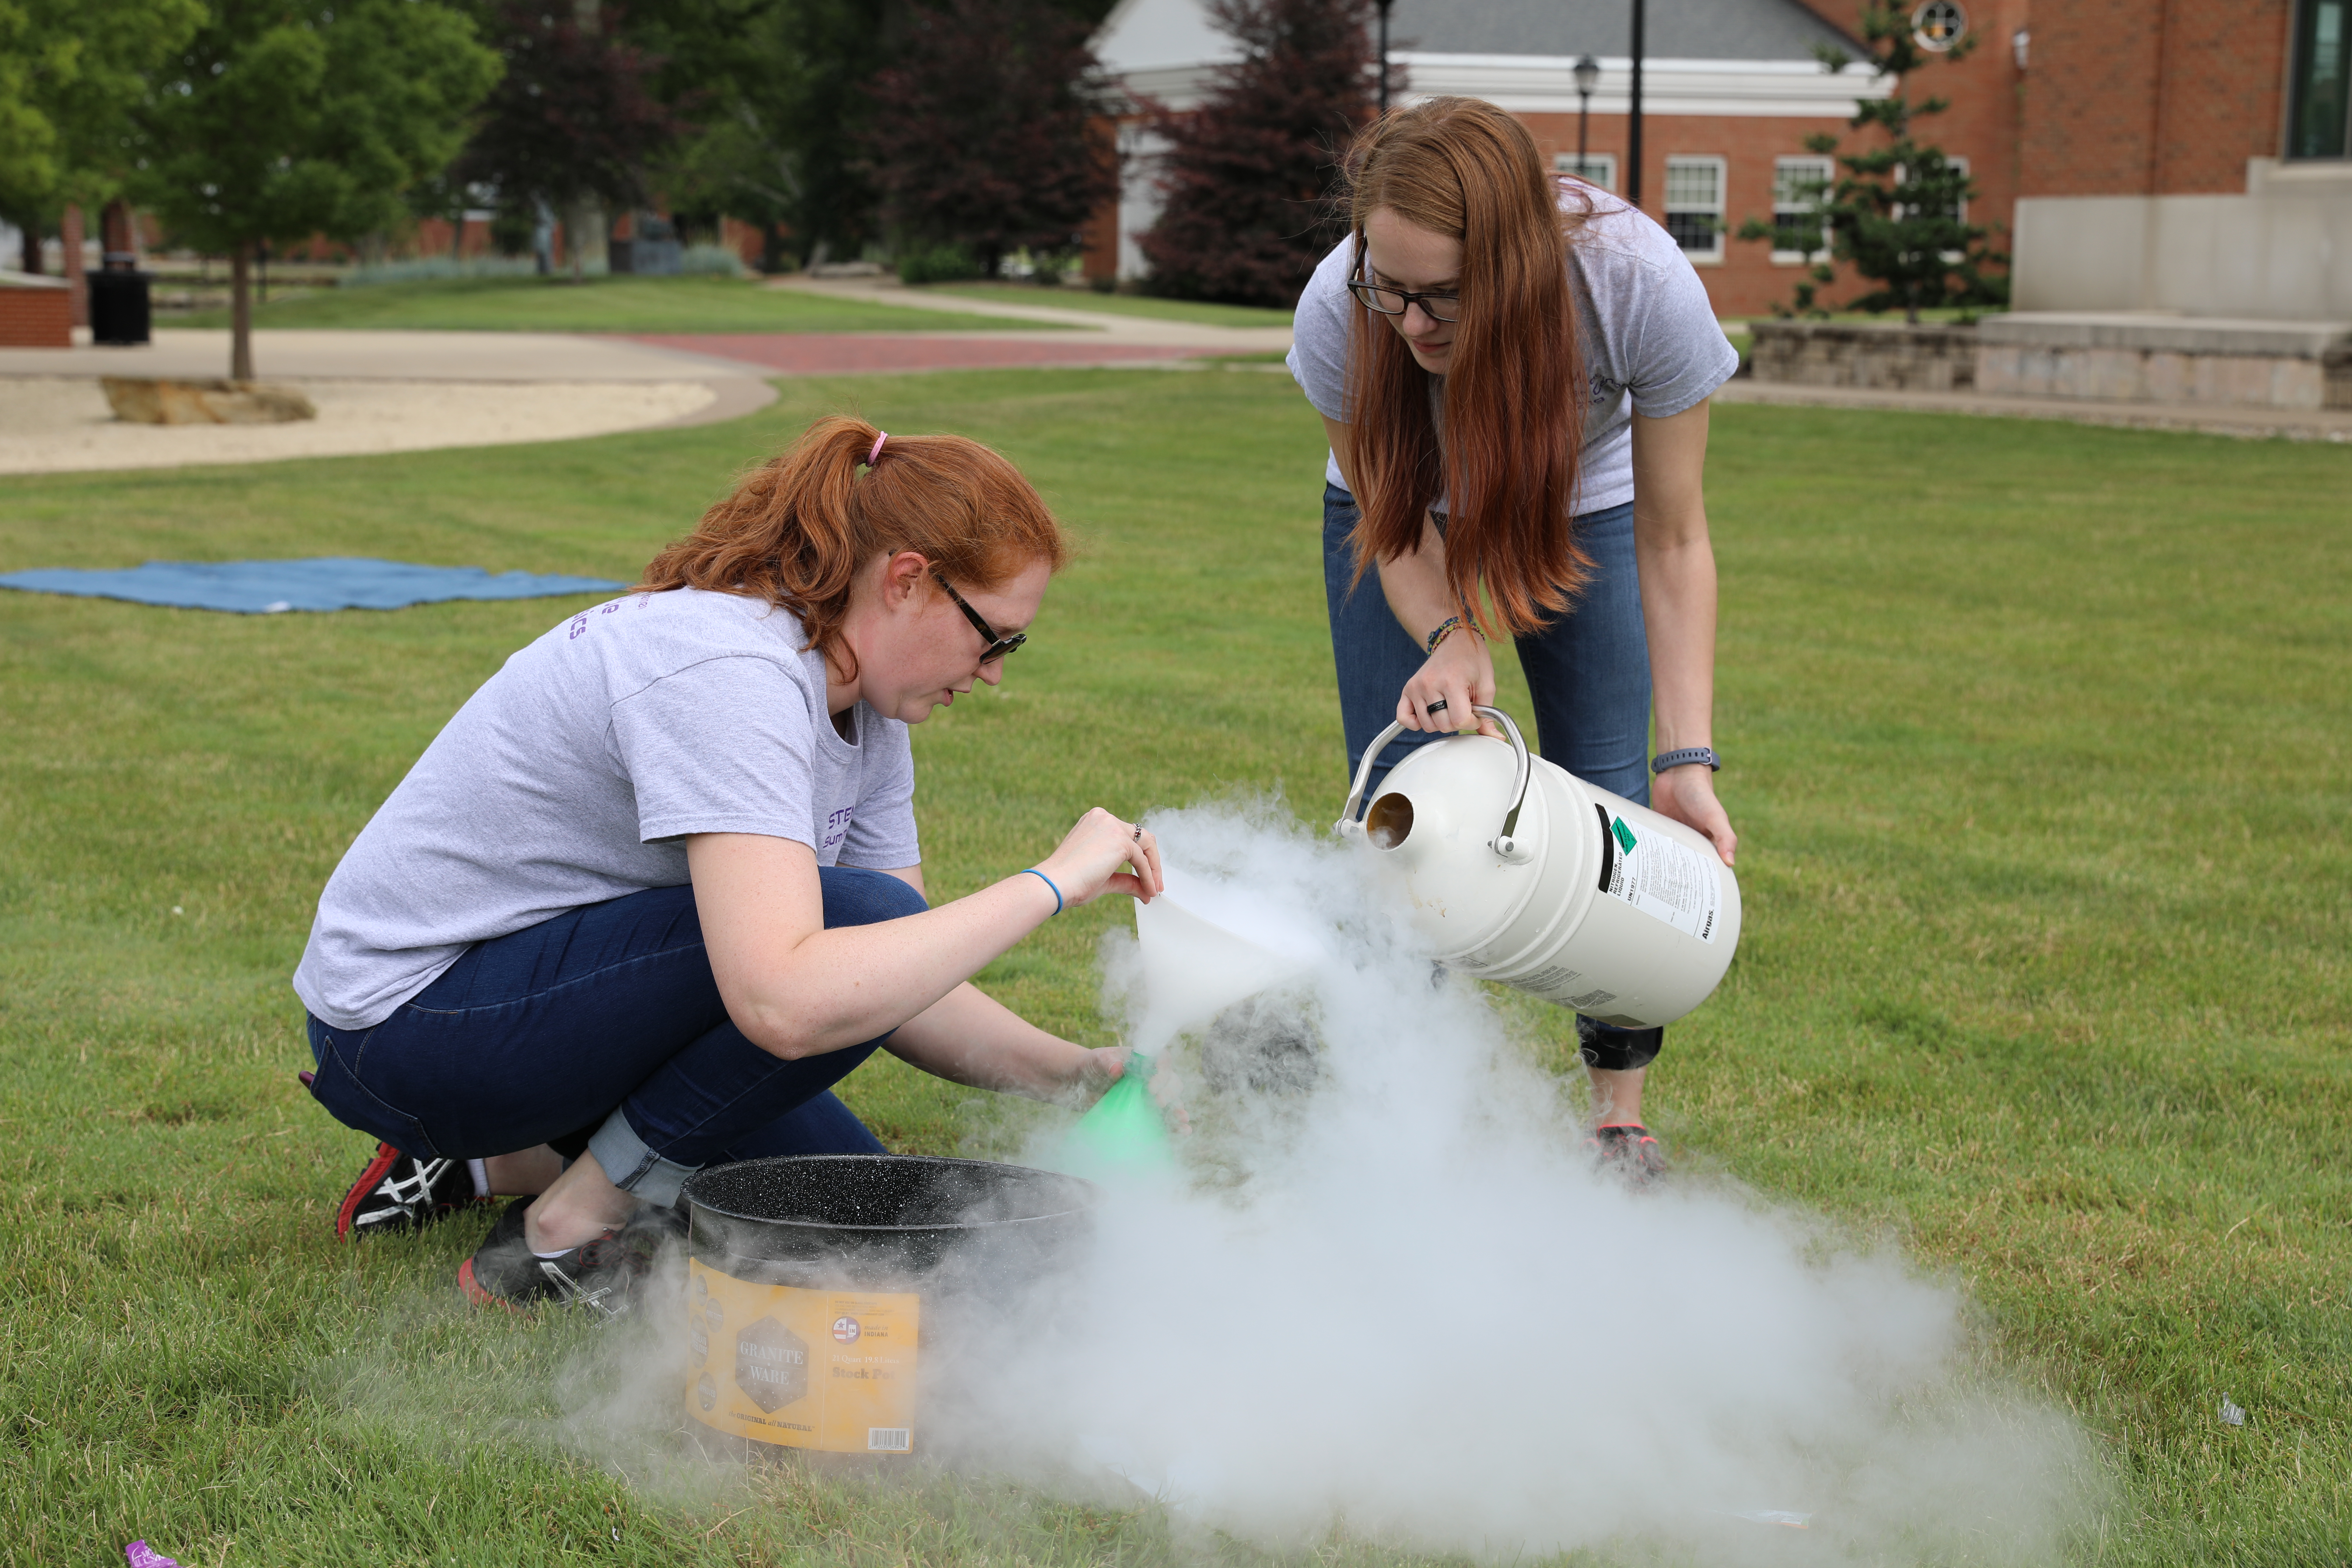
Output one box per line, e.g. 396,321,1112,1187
0,376,719,475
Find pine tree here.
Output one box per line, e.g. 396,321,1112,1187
861,0,1116,279
1735,0,2006,322
1136,0,1380,308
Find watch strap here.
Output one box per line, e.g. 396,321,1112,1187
1651,746,1721,774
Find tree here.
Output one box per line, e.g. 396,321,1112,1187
0,0,203,265
658,0,884,271
1735,0,2005,322
1134,0,1380,308
453,0,685,281
129,0,500,378
861,0,1116,279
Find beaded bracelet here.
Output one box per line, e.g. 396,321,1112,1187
1423,614,1477,653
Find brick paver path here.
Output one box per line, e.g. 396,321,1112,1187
622,334,1230,374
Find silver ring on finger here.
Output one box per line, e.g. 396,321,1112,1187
1133,825,1143,841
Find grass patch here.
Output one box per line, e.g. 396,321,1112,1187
1,376,2348,1564
916,282,1295,329
171,273,1053,334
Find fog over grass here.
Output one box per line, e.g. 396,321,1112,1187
1,372,2345,1563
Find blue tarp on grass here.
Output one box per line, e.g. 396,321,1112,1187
0,558,626,614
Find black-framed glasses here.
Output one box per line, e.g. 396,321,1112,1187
932,571,1027,664
1347,272,1463,323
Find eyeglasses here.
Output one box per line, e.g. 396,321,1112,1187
1347,273,1463,323
931,571,1027,664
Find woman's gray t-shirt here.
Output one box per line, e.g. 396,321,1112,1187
1286,185,1739,516
292,588,922,1031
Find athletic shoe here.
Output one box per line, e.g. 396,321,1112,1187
1587,1123,1666,1188
336,1142,491,1240
458,1198,650,1318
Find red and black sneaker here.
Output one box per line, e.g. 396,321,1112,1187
457,1198,652,1319
335,1142,492,1241
1587,1123,1666,1189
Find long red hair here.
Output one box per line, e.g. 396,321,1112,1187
638,416,1067,666
1341,97,1591,638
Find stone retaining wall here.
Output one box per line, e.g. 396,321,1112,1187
1745,321,1977,392
1748,314,2352,411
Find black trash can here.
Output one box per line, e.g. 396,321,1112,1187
89,255,151,346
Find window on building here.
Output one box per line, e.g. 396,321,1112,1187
2290,0,2351,159
1770,156,1834,263
1554,152,1618,192
1663,157,1726,260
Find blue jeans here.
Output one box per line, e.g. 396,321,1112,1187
1322,485,1663,1073
305,867,926,1204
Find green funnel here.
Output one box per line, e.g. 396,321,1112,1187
1064,1052,1174,1176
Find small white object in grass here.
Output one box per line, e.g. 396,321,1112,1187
2220,1395,2246,1427
1729,1510,1813,1528
171,906,183,915
263,600,292,613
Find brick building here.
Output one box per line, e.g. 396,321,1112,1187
2011,0,2352,320
1089,0,2029,319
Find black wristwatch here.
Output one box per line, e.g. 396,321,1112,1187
1651,747,1721,774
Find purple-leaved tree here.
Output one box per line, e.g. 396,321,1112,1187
1136,0,1385,307
861,0,1116,279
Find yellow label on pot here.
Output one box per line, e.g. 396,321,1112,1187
683,1257,921,1454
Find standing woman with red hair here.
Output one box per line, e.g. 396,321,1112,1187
1289,98,1740,1182
295,416,1162,1309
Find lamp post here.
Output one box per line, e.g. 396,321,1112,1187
1628,0,1646,206
1376,0,1394,115
1573,54,1600,183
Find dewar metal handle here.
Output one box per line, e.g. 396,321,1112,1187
1335,705,1536,864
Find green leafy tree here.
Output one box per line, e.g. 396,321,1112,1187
1736,0,2005,322
0,0,204,264
127,0,501,377
650,0,872,271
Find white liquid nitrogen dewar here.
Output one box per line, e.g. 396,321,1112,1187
1336,707,1741,1028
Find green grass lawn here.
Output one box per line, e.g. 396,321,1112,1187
1,376,2347,1566
915,282,1296,329
170,273,1054,334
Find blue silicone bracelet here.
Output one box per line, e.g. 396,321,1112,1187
1020,867,1063,915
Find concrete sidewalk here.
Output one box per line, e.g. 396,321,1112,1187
0,327,777,385
765,275,1296,354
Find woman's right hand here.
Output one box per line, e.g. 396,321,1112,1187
1397,627,1499,736
1035,807,1165,908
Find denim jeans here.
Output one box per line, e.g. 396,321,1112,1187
305,866,927,1204
1322,484,1664,1073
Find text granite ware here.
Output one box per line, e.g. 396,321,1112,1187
680,1155,1098,1457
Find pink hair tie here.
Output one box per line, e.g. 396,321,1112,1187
866,430,888,466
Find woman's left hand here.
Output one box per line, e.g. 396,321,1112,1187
1076,1045,1191,1131
1652,763,1737,867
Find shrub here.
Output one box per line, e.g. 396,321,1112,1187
341,255,541,287
678,241,747,276
898,243,983,284
1135,0,1378,308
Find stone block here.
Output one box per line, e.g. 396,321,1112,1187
1747,320,1979,392
1974,313,2351,409
102,377,317,424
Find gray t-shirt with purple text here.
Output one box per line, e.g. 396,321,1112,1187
1286,185,1739,516
293,588,920,1030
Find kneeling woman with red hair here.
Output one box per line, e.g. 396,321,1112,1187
295,417,1160,1310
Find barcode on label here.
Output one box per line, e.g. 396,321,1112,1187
868,1428,912,1452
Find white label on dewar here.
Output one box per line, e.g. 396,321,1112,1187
1603,815,1722,943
